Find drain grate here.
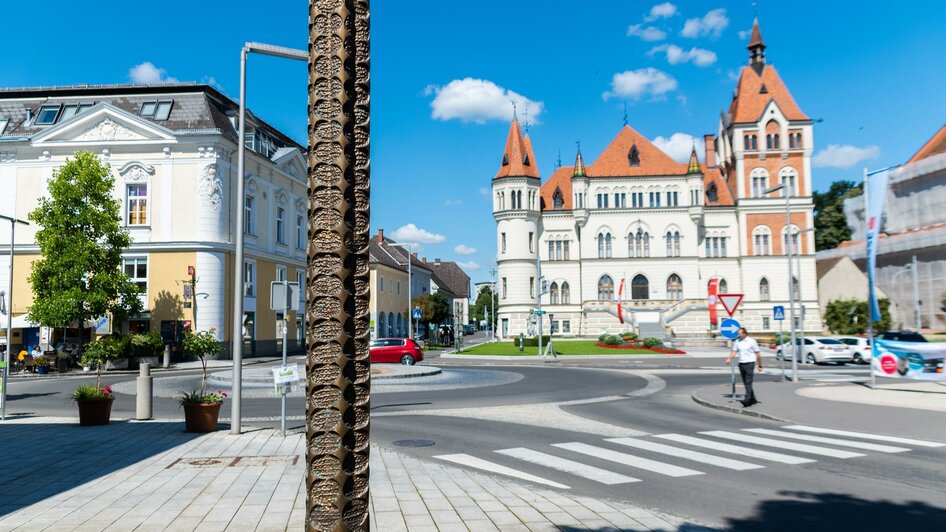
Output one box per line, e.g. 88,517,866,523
166,455,299,469
393,439,435,448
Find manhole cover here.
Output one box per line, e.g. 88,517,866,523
393,439,435,448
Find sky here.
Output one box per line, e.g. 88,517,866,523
2,1,945,285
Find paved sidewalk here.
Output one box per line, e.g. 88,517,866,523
0,417,698,531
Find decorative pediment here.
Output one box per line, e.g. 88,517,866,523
275,190,289,207
30,102,177,146
118,161,155,181
75,118,145,142
246,177,258,195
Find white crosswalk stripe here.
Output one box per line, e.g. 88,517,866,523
744,429,910,453
701,430,865,458
783,425,945,448
606,437,763,471
434,454,570,489
552,442,704,477
653,433,816,465
495,447,640,485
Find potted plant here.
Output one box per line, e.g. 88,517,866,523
34,355,51,374
71,384,115,425
180,329,225,432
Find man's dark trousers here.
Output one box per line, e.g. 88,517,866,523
738,362,757,405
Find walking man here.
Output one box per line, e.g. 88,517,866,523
725,327,763,407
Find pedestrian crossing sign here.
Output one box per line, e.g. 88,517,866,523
773,305,786,321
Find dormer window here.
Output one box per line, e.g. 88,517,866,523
706,183,718,203
759,83,768,94
501,154,509,166
139,100,173,121
629,145,640,167
35,105,62,125
523,154,531,166
552,187,564,209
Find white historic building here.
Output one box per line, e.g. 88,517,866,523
493,21,821,340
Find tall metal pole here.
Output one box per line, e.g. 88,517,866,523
912,254,921,331
230,46,248,436
535,223,543,357
865,167,876,390
2,221,14,420
280,281,288,436
406,246,411,338
785,185,798,382
490,266,496,341
307,1,371,529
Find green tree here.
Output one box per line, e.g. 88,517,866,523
412,292,450,326
183,328,223,392
823,298,891,334
82,335,126,389
813,180,863,251
27,151,142,331
471,286,498,328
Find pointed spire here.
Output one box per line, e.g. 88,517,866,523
747,18,766,67
687,145,700,174
573,142,586,178
495,118,539,179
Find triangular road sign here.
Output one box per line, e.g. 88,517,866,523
718,294,744,316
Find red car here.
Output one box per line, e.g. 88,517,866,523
369,338,423,365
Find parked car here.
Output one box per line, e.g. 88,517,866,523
462,324,475,335
776,337,854,365
879,331,928,342
369,338,423,365
835,336,872,364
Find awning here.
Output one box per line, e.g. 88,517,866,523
0,315,40,329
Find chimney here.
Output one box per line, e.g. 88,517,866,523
434,258,441,265
704,134,716,169
377,228,383,242
411,252,418,260
421,257,427,264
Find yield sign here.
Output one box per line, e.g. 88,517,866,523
718,294,744,317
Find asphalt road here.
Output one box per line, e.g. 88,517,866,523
6,355,946,530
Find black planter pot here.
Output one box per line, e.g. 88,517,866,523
36,366,50,375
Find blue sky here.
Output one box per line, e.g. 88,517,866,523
3,1,945,284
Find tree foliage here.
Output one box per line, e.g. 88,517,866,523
183,328,223,392
823,298,891,335
471,286,498,328
412,292,450,326
813,180,862,251
27,151,142,328
82,335,126,388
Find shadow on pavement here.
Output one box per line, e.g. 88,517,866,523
718,490,946,531
0,420,200,519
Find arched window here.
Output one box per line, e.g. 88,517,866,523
517,190,523,209
378,312,387,338
673,231,681,256
759,278,770,301
629,145,640,167
753,225,772,256
597,233,605,258
605,233,612,258
396,314,403,337
772,134,780,150
718,279,728,294
598,275,614,300
561,282,570,304
630,229,649,258
751,135,758,150
667,274,683,301
780,167,798,197
550,282,559,304
750,168,769,198
782,225,800,255
666,231,673,256
642,232,650,257
743,135,751,151
552,187,564,209
792,276,800,300
631,274,649,300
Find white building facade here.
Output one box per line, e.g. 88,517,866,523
493,21,821,340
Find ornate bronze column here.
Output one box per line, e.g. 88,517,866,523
306,0,370,530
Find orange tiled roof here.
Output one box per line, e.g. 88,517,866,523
540,166,574,211
587,125,686,177
494,119,540,179
729,65,808,123
702,165,735,206
906,124,946,164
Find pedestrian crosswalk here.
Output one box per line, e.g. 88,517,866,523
433,425,943,490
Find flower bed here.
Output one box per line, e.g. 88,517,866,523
594,342,685,354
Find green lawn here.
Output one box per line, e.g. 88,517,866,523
458,340,656,356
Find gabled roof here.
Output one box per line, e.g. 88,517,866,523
369,237,433,274
587,125,686,177
702,165,735,206
728,65,808,123
540,166,574,211
906,124,946,164
494,118,540,179
429,261,471,298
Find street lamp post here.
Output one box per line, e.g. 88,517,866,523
794,226,815,369
387,243,413,339
231,41,308,436
0,213,29,422
765,182,798,382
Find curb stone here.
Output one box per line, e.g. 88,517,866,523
690,389,793,423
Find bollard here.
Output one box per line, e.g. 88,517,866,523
137,363,153,420
163,344,171,369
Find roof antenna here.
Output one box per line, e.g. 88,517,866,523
556,149,562,170
523,105,531,135
623,103,628,126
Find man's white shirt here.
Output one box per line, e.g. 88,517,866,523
732,337,760,363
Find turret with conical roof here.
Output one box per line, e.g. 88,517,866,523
747,18,766,67
495,118,540,179
573,146,586,177
687,146,701,174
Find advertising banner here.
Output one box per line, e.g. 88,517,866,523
872,339,946,381
707,278,719,326
865,169,891,322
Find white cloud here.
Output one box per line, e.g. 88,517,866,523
603,68,678,101
453,244,477,255
443,199,463,206
479,187,491,197
652,132,705,163
389,223,446,245
456,261,481,271
681,8,729,38
649,44,717,66
738,28,751,40
644,2,677,22
813,144,881,169
425,78,544,124
627,24,667,41
128,62,178,84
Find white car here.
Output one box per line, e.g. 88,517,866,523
776,337,854,365
835,336,872,364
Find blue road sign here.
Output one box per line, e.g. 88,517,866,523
720,318,742,340
412,307,422,320
773,305,786,321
